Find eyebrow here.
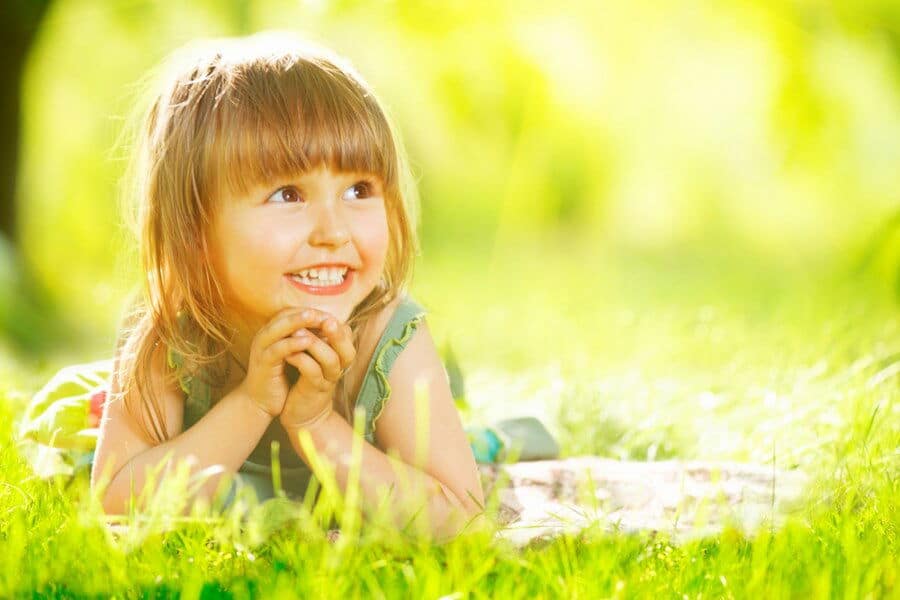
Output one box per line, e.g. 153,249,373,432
274,169,381,184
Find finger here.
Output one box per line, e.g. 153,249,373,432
254,307,307,351
320,318,356,370
256,308,332,351
262,335,314,367
295,331,343,382
297,308,342,340
286,350,330,391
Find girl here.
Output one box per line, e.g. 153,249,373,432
89,31,485,541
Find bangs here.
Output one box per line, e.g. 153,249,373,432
206,59,398,201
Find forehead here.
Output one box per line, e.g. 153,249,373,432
203,66,397,206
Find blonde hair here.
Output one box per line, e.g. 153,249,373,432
113,32,419,444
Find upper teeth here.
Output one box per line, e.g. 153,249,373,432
293,267,348,283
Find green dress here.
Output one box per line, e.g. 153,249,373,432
168,296,428,507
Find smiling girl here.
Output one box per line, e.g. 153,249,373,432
90,32,484,541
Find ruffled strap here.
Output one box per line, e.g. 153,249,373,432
354,297,427,444
166,322,212,428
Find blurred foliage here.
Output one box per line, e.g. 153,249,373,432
4,0,900,355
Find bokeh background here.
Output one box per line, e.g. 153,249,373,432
2,0,899,465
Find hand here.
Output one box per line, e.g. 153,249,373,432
235,308,326,418
279,309,357,432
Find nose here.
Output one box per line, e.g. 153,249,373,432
308,200,351,248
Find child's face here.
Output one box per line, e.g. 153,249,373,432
208,164,390,329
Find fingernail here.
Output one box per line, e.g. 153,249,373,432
293,329,308,338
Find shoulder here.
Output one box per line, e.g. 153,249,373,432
118,328,186,432
375,314,450,448
378,293,426,331
359,294,426,357
129,339,187,439
92,333,185,490
387,309,435,377
370,295,407,337
373,294,429,383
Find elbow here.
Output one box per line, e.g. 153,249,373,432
97,487,129,516
91,461,131,516
95,467,237,517
432,483,489,542
94,472,133,516
433,506,489,544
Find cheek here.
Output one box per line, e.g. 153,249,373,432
356,210,390,267
210,214,288,284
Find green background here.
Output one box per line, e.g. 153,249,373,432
3,0,899,364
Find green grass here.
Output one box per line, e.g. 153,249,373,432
1,244,898,598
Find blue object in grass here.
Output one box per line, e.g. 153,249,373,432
466,417,560,464
466,426,504,464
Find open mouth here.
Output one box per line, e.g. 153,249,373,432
286,267,354,295
288,266,349,287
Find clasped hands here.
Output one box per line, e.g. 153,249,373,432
236,307,356,432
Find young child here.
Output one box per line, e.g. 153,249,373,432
89,31,485,540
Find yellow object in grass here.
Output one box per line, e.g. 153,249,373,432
19,359,112,452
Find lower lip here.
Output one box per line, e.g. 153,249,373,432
286,270,354,296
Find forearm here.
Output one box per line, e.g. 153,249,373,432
102,389,272,515
284,413,483,542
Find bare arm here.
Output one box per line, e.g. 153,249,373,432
281,321,486,542
96,391,272,515
93,306,323,515
92,343,273,515
285,412,486,543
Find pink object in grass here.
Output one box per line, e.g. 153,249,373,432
88,389,106,428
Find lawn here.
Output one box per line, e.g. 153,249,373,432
1,241,897,598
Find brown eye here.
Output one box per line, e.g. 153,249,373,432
342,181,373,201
267,186,303,203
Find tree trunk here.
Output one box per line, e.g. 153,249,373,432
0,0,51,246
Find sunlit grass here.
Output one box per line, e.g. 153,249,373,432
4,0,899,594
1,246,897,597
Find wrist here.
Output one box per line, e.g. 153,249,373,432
232,385,276,423
279,406,335,434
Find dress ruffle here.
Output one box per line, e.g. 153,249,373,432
362,312,427,443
